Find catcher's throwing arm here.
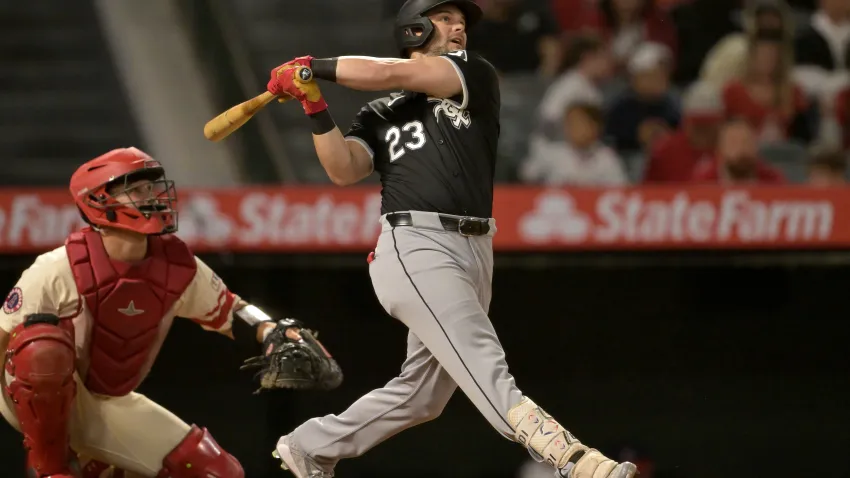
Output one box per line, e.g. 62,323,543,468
235,305,343,393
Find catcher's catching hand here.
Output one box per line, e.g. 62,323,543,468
241,318,343,393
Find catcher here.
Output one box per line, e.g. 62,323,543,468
0,147,342,478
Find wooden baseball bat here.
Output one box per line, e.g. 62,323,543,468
203,67,313,142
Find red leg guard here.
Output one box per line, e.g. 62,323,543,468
5,319,77,477
157,425,244,478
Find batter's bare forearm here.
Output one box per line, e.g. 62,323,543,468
331,56,461,98
314,128,371,186
334,56,406,91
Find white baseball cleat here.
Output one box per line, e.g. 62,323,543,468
273,434,334,478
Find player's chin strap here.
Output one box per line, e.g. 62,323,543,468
507,397,620,478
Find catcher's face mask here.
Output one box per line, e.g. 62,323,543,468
97,167,178,235
71,147,178,236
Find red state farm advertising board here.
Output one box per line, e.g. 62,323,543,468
496,186,846,250
0,186,847,253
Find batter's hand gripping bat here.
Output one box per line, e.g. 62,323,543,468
203,66,313,142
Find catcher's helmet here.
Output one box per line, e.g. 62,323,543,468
394,0,482,57
69,147,178,236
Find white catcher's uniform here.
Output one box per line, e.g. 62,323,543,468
1,246,243,477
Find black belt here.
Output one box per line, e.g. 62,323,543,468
386,212,490,236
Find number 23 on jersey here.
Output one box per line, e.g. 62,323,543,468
384,121,426,162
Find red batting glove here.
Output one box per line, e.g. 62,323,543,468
267,56,328,116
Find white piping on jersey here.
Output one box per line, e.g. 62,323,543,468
345,137,375,159
345,137,376,171
368,103,389,121
386,93,406,109
437,56,469,110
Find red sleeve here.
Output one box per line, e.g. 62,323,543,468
792,84,808,113
758,163,787,184
553,0,597,31
646,13,678,62
836,88,850,124
642,136,671,183
577,8,606,33
690,160,718,182
721,81,744,117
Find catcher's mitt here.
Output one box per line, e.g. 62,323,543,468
241,318,343,393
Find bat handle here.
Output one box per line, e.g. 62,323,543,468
295,66,314,84
275,66,314,103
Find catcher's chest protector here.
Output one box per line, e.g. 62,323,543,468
65,228,197,396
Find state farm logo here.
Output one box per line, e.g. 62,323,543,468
235,192,382,245
177,194,234,245
519,191,591,243
178,191,383,247
518,190,835,244
0,195,85,246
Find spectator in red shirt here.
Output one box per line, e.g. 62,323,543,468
721,31,810,144
643,81,723,183
691,118,786,184
575,0,678,73
552,0,597,32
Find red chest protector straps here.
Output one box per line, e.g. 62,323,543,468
65,228,197,396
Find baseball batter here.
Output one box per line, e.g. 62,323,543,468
0,147,342,478
263,1,637,477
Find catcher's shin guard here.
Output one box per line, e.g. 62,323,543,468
4,315,77,477
507,397,637,478
157,425,244,478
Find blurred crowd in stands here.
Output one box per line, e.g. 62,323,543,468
427,0,850,186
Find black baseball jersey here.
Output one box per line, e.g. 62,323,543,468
344,50,500,218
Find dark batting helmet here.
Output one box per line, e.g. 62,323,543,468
394,0,482,57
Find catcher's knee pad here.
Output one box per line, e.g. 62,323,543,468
158,425,244,478
5,314,77,477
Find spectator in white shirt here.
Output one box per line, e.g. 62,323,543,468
520,102,628,185
700,0,792,88
793,0,850,99
532,33,614,144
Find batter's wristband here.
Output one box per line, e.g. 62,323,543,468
310,109,337,135
312,58,338,82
